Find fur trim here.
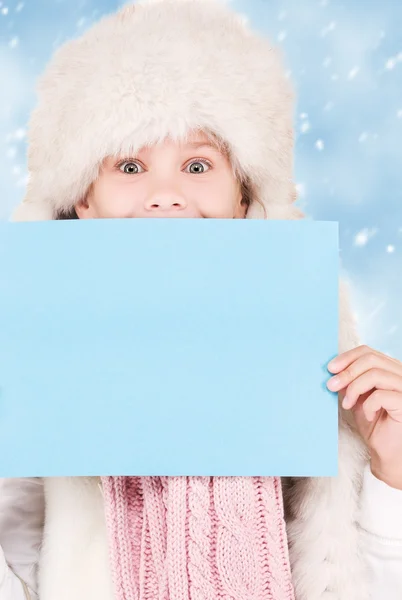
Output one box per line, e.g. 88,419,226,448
39,477,114,600
11,0,295,222
283,280,371,600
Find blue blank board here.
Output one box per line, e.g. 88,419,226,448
0,219,339,477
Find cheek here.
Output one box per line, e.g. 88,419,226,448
192,179,241,218
92,179,144,217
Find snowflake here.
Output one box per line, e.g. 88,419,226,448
9,37,19,48
14,128,26,140
386,245,395,253
1,6,8,14
295,183,306,198
348,66,359,80
16,2,24,11
320,21,336,37
368,301,386,320
301,121,311,133
385,53,401,70
358,132,368,143
277,30,287,42
397,109,402,119
354,228,377,247
315,139,324,150
300,112,308,119
385,58,397,70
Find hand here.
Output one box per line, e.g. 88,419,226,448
326,345,402,490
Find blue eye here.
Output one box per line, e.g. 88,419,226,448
186,160,211,174
119,161,143,174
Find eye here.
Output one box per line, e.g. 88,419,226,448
185,160,211,174
118,161,144,174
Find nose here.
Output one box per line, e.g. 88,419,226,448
144,190,187,213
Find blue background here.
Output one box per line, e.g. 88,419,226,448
0,0,401,360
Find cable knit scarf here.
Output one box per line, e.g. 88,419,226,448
101,476,294,600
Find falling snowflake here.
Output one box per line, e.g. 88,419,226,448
1,6,8,14
354,228,377,247
348,66,359,80
295,183,306,198
315,139,324,150
301,121,311,133
9,37,19,48
14,128,26,140
368,301,386,320
300,112,308,119
386,245,395,253
385,58,397,70
277,30,287,42
397,109,402,119
320,21,336,36
384,53,401,70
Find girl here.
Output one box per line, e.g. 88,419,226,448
2,1,402,599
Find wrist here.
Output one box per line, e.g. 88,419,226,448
371,458,402,490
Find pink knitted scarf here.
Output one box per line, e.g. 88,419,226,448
101,476,294,600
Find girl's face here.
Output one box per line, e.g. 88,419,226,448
75,131,246,219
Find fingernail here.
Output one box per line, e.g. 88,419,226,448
328,375,340,390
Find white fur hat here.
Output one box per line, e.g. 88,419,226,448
12,0,303,222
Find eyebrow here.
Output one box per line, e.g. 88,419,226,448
185,141,224,153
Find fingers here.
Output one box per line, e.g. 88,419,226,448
328,345,402,375
342,369,402,410
327,345,378,374
327,346,402,393
361,390,402,423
